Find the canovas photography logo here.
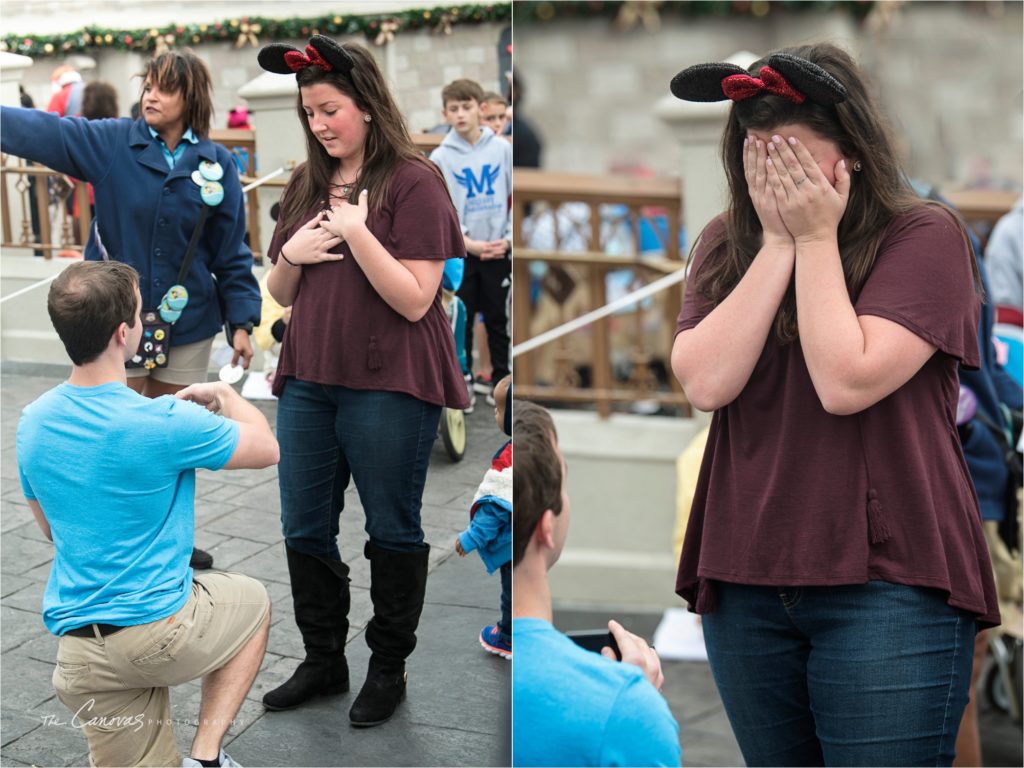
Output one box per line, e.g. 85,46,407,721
40,699,146,732
39,700,237,732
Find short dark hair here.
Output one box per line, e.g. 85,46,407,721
512,401,563,567
48,261,139,366
138,49,214,136
441,78,484,107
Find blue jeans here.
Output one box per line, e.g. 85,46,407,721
702,580,974,767
276,379,441,557
498,562,511,644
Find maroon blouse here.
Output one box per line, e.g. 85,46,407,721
268,159,469,410
675,206,1000,629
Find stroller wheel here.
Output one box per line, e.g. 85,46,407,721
440,407,466,462
983,634,1024,721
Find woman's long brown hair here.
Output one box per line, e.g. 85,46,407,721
278,42,447,232
692,43,980,343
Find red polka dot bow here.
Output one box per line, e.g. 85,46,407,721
283,45,333,73
721,66,805,105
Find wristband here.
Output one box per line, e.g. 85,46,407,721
280,248,298,267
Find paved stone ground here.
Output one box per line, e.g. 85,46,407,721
0,368,510,767
555,607,1024,768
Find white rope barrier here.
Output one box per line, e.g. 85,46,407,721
0,273,61,305
511,265,688,358
242,166,287,193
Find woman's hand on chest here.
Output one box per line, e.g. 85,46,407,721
321,189,369,241
281,212,345,265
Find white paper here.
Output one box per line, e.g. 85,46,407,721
241,371,277,400
652,607,707,661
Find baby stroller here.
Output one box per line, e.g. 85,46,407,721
957,385,1024,722
439,257,469,462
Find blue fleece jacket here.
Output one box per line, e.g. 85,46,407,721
0,107,260,345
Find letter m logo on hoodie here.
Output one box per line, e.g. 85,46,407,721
454,164,501,199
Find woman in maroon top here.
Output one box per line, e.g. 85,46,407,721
670,44,998,766
255,37,468,726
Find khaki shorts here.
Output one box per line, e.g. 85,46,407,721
126,335,215,386
52,571,269,768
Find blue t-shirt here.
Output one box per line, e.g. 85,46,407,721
16,382,239,635
512,617,681,767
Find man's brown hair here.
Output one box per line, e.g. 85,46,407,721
512,401,563,567
441,78,485,107
48,261,139,366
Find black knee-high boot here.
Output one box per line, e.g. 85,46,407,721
349,541,430,727
263,545,351,711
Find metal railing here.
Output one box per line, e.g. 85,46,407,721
512,168,689,418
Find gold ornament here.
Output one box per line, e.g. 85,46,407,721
614,1,663,32
435,12,455,35
234,22,261,49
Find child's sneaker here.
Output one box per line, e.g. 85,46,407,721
463,373,476,414
479,625,511,659
472,373,493,395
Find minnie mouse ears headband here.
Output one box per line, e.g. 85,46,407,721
257,35,355,77
670,54,846,106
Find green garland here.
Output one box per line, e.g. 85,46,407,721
2,4,510,58
513,1,878,23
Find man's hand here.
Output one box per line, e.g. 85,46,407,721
455,538,466,557
176,381,231,413
231,329,254,369
602,619,665,691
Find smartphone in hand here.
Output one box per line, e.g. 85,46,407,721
566,629,622,661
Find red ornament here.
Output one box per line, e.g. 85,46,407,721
23,38,32,46
215,23,222,29
370,21,378,29
125,35,133,44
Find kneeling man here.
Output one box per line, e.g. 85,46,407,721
17,261,279,767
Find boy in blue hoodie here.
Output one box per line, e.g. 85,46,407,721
430,80,512,399
455,375,512,658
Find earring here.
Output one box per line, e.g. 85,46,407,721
852,160,862,172
363,114,372,123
